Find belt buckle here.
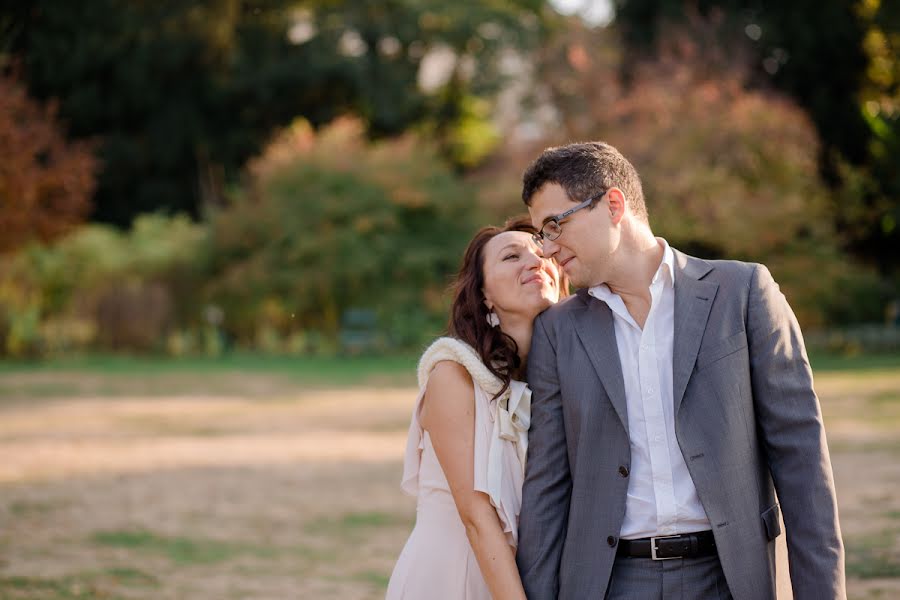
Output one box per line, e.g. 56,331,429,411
650,534,681,561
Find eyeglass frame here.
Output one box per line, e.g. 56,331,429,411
532,189,607,245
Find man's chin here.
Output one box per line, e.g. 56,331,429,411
565,271,589,289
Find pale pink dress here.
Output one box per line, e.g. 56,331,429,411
386,338,530,600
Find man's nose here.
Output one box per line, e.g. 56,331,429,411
541,238,561,258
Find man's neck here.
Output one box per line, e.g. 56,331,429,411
606,233,663,298
604,234,664,330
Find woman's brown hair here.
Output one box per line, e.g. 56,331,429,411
447,215,569,399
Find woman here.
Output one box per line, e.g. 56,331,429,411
386,217,567,599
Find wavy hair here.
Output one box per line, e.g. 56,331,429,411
521,141,648,224
447,215,569,399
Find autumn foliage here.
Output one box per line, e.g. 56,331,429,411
475,22,885,328
0,71,96,253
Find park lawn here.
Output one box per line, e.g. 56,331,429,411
0,352,897,599
0,353,419,378
0,353,417,402
0,350,896,402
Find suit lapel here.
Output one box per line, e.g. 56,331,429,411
672,251,719,414
570,292,628,430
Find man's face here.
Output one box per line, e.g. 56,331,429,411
528,182,613,289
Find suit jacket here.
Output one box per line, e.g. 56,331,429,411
516,250,845,600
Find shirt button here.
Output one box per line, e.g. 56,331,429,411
618,465,629,478
647,388,653,395
607,535,618,547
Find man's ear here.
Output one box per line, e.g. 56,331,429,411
607,188,626,225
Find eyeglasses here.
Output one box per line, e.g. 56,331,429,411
532,190,606,245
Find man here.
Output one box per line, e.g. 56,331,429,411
515,142,844,599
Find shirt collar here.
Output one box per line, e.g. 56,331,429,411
654,237,675,286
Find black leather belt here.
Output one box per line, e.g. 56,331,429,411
616,530,717,560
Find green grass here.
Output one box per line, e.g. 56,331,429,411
1,350,895,402
808,352,900,373
0,350,895,385
1,350,895,375
0,575,112,600
845,528,900,579
0,352,416,381
9,500,64,517
0,353,418,399
91,530,276,565
100,568,158,585
869,390,900,405
350,570,391,588
305,511,412,536
0,568,157,599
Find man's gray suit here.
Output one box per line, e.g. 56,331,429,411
516,250,845,599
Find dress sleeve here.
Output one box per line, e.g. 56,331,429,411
399,387,427,497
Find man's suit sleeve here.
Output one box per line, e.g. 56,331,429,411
747,264,846,599
516,312,572,600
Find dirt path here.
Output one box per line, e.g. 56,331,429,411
0,370,898,598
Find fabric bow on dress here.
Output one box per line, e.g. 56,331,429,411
490,379,531,480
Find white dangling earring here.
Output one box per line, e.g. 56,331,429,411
486,311,500,327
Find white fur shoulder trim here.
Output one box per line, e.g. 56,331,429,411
417,337,503,396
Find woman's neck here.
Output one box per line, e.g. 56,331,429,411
498,316,533,379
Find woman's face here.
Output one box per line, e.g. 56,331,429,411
481,231,560,324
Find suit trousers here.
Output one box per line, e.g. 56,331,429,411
605,553,734,600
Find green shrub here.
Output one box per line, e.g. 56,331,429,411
0,119,488,357
0,214,209,357
208,118,483,351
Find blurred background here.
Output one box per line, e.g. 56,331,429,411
0,1,898,598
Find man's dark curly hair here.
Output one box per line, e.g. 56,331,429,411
521,141,648,224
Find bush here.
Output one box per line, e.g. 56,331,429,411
0,214,209,356
0,118,489,357
207,117,484,352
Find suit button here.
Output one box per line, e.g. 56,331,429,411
607,535,617,547
618,466,629,477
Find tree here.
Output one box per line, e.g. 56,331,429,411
500,22,886,326
613,0,871,166
612,0,900,276
0,0,546,227
855,0,900,273
0,69,95,253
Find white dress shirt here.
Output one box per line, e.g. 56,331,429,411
589,238,711,539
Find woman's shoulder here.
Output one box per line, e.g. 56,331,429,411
417,337,481,385
417,341,479,429
416,337,499,394
427,359,472,388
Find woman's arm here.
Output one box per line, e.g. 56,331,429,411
420,360,527,600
